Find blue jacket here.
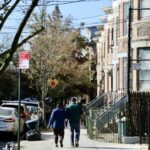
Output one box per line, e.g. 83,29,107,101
48,108,66,129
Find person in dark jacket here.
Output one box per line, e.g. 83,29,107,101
47,102,66,147
66,97,83,147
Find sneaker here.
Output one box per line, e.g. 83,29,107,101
75,141,79,147
70,143,74,147
59,141,63,147
55,144,58,147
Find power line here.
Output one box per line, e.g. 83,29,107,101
1,5,150,35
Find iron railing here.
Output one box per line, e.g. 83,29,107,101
96,93,127,131
86,91,127,143
86,94,107,110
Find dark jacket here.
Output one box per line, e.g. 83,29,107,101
48,108,66,129
66,102,82,124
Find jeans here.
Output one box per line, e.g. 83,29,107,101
69,123,80,145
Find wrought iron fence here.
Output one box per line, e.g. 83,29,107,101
86,91,150,144
128,92,150,144
86,91,127,143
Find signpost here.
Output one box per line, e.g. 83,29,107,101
18,51,29,150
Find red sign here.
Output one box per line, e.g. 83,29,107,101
19,51,29,69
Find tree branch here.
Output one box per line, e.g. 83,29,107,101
0,0,12,10
0,0,20,30
0,0,40,74
0,27,44,57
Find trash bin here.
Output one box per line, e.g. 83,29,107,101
25,119,39,131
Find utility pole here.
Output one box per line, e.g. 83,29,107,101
148,99,150,150
127,6,132,96
127,4,132,139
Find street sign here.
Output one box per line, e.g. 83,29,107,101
19,51,29,69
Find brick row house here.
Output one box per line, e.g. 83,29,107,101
97,0,150,99
87,0,150,143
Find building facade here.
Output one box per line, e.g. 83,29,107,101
97,0,129,99
96,0,150,99
131,0,150,91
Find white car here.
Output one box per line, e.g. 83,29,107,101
0,107,24,137
1,102,31,122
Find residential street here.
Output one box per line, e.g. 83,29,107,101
19,128,148,150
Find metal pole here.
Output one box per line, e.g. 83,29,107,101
126,5,132,137
127,6,132,96
148,99,150,150
17,69,21,150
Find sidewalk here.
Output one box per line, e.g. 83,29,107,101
20,128,148,150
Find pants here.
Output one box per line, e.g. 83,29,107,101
69,123,80,145
53,128,64,144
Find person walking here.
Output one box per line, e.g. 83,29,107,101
47,102,66,147
66,97,83,147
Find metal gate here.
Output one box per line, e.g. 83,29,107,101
128,92,150,144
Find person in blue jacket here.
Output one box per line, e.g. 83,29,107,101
47,102,67,147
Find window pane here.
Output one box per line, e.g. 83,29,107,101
123,2,129,35
139,48,150,69
141,0,150,19
139,80,150,90
139,70,150,80
139,48,150,90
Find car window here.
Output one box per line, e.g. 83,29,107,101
2,104,25,112
27,106,37,113
0,109,12,116
24,103,38,108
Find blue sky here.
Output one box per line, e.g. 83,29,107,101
0,0,111,45
47,0,111,27
2,0,111,34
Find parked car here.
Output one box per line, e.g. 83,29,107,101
21,97,39,102
1,102,31,123
0,107,24,137
20,101,42,121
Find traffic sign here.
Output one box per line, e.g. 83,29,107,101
19,51,29,69
49,79,58,88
